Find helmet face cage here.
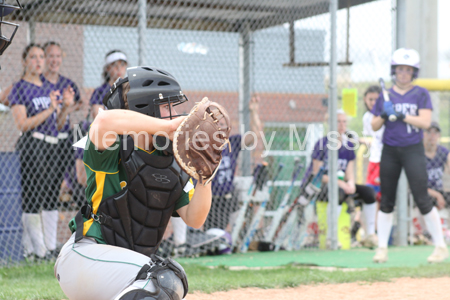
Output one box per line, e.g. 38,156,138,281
152,93,188,119
390,48,420,80
103,66,188,120
390,65,419,80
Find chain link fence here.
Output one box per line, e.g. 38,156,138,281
5,0,442,266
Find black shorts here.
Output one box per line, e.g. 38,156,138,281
56,133,75,183
318,184,376,205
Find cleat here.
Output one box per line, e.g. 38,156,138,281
362,234,378,249
427,246,449,263
373,247,388,263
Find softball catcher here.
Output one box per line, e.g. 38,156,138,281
54,66,230,300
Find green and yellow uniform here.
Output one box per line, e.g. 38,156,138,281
69,135,193,244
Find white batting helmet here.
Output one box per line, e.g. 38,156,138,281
391,48,420,78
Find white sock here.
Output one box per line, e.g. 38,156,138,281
377,211,393,248
327,203,342,239
22,213,48,257
363,203,377,235
41,210,59,251
21,214,34,257
423,207,446,247
171,217,187,246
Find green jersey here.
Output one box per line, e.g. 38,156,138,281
69,135,192,244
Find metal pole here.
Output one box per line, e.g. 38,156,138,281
395,171,408,246
396,0,406,49
394,0,408,247
28,18,35,44
239,23,252,176
138,0,147,65
345,0,350,63
328,0,339,250
289,21,295,65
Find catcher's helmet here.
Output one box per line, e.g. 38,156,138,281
390,48,420,79
103,66,188,119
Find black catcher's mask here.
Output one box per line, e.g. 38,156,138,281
102,66,188,152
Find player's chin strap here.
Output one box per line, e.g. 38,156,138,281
134,254,188,300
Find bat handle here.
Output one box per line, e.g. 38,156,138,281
388,114,397,122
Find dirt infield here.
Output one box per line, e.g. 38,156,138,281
187,277,450,300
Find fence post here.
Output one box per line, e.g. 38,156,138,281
395,170,408,246
138,0,147,66
328,0,339,250
239,22,253,176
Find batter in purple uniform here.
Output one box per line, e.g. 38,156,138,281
312,110,376,246
371,48,448,263
9,43,75,259
424,121,450,210
89,50,128,119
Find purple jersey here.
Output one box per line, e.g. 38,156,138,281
40,74,81,133
371,86,433,147
8,79,59,137
211,134,242,196
426,145,450,191
89,82,110,107
311,136,356,174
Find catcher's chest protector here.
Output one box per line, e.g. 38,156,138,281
97,135,190,256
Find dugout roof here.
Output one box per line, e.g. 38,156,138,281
12,0,376,32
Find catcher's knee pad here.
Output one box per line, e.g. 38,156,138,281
118,289,158,300
132,255,188,300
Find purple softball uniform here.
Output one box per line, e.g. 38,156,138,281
40,74,81,134
371,86,433,147
426,145,450,191
211,134,242,196
8,79,58,137
311,136,356,174
89,82,110,107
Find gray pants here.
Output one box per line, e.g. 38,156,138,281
54,233,157,300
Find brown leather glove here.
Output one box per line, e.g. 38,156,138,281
173,97,231,185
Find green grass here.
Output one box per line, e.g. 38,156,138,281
0,263,66,300
1,262,450,299
185,263,450,293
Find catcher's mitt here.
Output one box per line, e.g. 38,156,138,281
173,97,231,185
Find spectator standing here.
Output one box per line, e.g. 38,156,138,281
41,41,81,253
360,85,383,246
9,43,74,258
371,48,447,263
89,50,128,119
362,85,383,193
